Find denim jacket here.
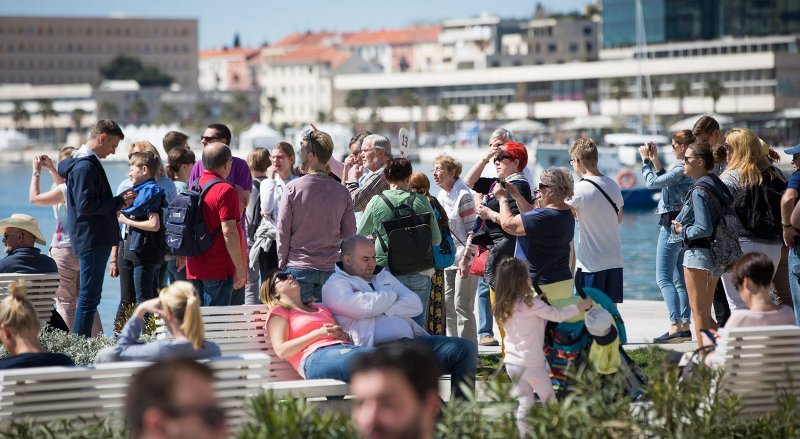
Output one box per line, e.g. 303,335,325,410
671,174,734,245
642,161,694,214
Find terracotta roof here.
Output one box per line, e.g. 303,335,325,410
268,46,350,69
341,26,441,46
272,31,338,48
199,47,259,59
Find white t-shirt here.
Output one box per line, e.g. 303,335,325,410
566,175,624,272
372,315,416,344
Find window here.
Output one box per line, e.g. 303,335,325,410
583,26,592,35
569,43,578,53
548,43,557,53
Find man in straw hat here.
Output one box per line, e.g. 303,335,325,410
0,213,57,274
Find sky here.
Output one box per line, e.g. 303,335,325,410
1,0,592,49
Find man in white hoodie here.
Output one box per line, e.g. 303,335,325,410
322,235,477,399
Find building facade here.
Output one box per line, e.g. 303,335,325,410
0,16,198,88
198,47,260,91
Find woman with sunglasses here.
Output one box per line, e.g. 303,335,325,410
638,130,695,343
463,141,532,294
719,128,786,311
671,142,734,348
262,271,372,381
495,168,575,301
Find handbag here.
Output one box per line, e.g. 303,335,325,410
469,244,489,276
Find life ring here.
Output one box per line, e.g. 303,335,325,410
615,170,636,189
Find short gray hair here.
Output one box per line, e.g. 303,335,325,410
539,167,574,201
492,128,514,142
363,134,392,157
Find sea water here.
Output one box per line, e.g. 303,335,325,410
0,162,662,335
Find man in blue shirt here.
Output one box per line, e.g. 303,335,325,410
780,143,800,325
0,214,57,274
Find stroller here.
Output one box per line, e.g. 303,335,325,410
534,269,647,400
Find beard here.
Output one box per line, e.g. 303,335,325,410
360,411,425,439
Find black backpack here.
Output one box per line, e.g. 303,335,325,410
735,166,787,241
165,178,228,256
376,193,435,275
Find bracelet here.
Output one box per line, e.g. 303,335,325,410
783,223,793,228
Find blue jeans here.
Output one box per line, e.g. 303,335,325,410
163,257,186,286
191,277,233,306
656,225,691,324
476,277,494,337
788,246,800,325
414,335,477,400
302,343,373,382
123,259,159,305
74,246,111,337
394,273,432,327
286,268,333,303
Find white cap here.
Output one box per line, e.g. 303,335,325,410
584,307,618,346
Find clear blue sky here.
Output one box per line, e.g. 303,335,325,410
1,0,592,49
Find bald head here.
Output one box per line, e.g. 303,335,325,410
202,142,232,176
341,235,377,280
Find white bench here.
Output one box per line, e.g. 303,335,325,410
0,353,271,432
716,325,800,417
0,273,59,323
156,305,349,399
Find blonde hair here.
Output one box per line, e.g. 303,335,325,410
0,281,40,336
259,272,293,309
433,155,463,179
539,167,574,201
247,148,271,173
723,128,763,187
492,259,533,327
568,137,598,168
128,140,166,178
159,281,205,350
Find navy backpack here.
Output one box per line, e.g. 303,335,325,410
165,178,227,256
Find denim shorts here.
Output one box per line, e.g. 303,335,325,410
683,248,722,277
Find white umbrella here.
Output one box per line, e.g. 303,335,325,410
668,113,733,132
503,119,546,133
239,123,282,151
561,115,615,130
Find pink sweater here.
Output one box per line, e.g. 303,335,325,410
276,174,356,271
502,297,580,367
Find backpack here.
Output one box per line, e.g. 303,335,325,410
735,166,787,241
693,186,742,273
376,193,435,275
164,178,228,256
432,207,456,269
246,177,265,242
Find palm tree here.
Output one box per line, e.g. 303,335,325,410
222,93,252,137
128,98,149,124
264,95,280,127
157,102,179,125
70,109,86,135
316,110,330,123
12,101,30,133
37,99,56,142
610,78,629,116
467,103,480,121
193,100,212,131
398,90,418,132
490,100,506,121
704,78,723,113
582,91,597,115
374,93,390,132
438,101,453,135
98,101,119,120
672,78,691,116
345,90,366,126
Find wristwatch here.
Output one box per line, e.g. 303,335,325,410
32,171,40,177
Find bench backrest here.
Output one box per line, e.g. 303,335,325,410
716,325,800,417
156,305,303,381
0,353,270,431
0,273,59,323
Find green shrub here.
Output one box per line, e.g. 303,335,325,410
0,416,125,438
238,391,356,438
0,326,115,366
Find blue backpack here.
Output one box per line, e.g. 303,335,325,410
165,178,227,256
432,207,456,269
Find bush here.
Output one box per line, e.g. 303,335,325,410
0,326,115,366
0,416,125,438
238,391,356,438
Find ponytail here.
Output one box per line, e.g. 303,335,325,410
0,281,40,336
159,281,205,351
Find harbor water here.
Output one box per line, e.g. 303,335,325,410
1,161,663,335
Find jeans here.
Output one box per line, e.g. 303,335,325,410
163,257,186,286
191,277,234,306
123,259,159,305
394,273,432,327
74,246,111,337
443,268,478,344
302,343,373,382
580,268,624,303
476,277,494,338
788,246,800,324
285,268,334,303
414,335,477,400
655,225,690,324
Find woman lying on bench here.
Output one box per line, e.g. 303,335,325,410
96,281,221,363
263,271,372,381
0,281,74,369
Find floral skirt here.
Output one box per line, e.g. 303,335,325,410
427,269,446,335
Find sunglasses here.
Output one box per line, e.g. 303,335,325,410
723,142,732,151
164,404,225,428
494,154,513,162
269,271,291,290
200,135,221,143
538,183,550,190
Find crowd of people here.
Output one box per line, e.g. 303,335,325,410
0,114,799,436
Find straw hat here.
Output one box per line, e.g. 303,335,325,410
0,214,46,245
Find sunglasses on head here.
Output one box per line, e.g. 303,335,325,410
164,404,225,429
